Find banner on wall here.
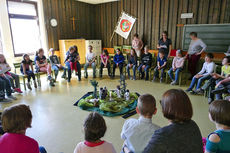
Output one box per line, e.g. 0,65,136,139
114,12,136,39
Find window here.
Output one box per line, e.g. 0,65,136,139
0,31,3,54
7,0,41,56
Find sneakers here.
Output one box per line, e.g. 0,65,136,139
49,79,55,86
185,88,192,92
152,77,156,82
195,89,204,95
0,98,12,103
160,78,163,83
171,81,177,85
7,95,17,100
14,88,23,93
129,77,132,80
61,74,66,79
27,83,32,90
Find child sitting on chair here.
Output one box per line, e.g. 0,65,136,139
167,49,185,85
65,47,78,74
138,46,152,80
153,49,167,83
205,100,230,153
100,49,111,78
84,45,96,78
0,77,13,102
112,48,125,78
49,48,67,81
0,104,47,153
126,48,137,80
20,54,37,90
74,112,116,153
35,48,55,86
186,53,215,94
121,94,160,153
0,54,22,93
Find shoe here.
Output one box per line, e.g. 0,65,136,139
133,77,136,80
27,83,32,90
189,90,197,95
0,98,12,103
211,87,227,94
7,95,17,100
171,81,176,85
34,81,37,88
185,88,192,92
196,89,204,95
78,78,81,81
160,78,163,83
61,74,66,79
129,77,132,80
14,88,23,93
152,77,156,82
67,79,71,82
49,79,55,87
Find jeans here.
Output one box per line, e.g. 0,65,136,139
84,62,96,77
100,62,111,76
138,64,150,80
188,75,211,91
0,77,5,99
52,65,67,78
153,66,165,79
0,76,12,96
21,70,35,83
126,64,136,79
168,68,182,83
5,72,20,89
113,63,124,76
215,80,230,100
65,61,81,81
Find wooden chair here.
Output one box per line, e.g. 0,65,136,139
122,45,131,54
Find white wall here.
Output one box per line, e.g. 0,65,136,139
0,0,48,66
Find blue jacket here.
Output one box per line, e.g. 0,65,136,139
114,54,125,64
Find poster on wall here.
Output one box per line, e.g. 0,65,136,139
114,12,136,39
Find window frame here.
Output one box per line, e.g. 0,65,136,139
7,0,41,57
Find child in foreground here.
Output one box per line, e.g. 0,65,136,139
121,94,160,153
74,112,116,153
205,100,230,153
0,104,47,153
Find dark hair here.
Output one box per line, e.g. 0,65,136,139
23,54,29,60
209,100,230,127
134,33,139,38
69,46,75,52
83,112,107,142
103,49,109,56
144,45,149,50
158,48,165,55
116,48,123,55
206,53,214,59
162,31,168,37
73,45,78,53
138,94,156,116
223,56,230,63
190,32,197,37
88,45,92,48
0,54,7,64
130,48,137,56
161,89,193,122
2,104,32,133
36,48,44,56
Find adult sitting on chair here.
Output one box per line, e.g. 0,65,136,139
84,45,96,78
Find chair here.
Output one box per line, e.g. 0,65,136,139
122,45,132,54
84,56,99,77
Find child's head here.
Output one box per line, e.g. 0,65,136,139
88,45,93,52
38,48,44,56
209,100,230,127
189,32,197,40
0,54,6,64
2,104,32,133
49,48,55,55
144,45,149,54
158,49,165,58
162,31,168,39
69,46,75,54
102,49,108,56
83,112,106,142
161,89,193,123
137,94,157,118
222,56,230,66
176,49,183,57
205,53,214,63
73,45,78,53
23,54,30,61
116,48,121,55
133,33,139,39
130,48,136,56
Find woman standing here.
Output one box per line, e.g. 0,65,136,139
143,89,203,153
186,32,207,78
157,31,172,58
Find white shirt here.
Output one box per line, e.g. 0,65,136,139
121,116,160,153
86,52,96,63
198,61,215,76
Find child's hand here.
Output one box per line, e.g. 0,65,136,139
158,66,161,70
142,65,146,69
216,81,222,88
173,68,176,71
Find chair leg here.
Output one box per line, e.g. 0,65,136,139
179,73,182,86
23,77,26,91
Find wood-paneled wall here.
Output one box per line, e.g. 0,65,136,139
43,0,230,50
42,0,95,50
94,0,230,49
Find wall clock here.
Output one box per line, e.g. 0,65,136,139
50,18,57,27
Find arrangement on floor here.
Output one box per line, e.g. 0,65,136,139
74,75,139,117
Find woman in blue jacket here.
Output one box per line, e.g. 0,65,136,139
112,48,125,78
